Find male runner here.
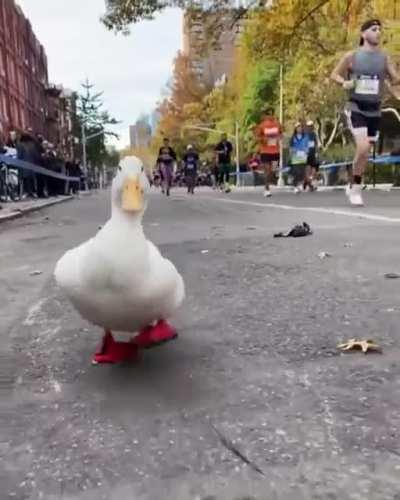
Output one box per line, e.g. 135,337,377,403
157,138,177,196
215,133,233,193
182,144,199,194
305,120,319,191
331,19,400,206
255,109,282,197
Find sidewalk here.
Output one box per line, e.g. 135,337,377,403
0,195,74,223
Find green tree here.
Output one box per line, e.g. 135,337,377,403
243,0,400,152
76,80,119,167
130,0,400,162
152,51,209,156
241,61,280,127
104,146,120,168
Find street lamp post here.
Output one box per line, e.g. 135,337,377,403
82,127,105,168
277,63,285,187
81,125,87,171
235,121,240,187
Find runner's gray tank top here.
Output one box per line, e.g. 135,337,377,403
347,49,387,117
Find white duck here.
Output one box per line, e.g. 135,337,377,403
54,156,185,364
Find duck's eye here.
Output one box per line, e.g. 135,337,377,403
141,166,144,172
118,166,122,172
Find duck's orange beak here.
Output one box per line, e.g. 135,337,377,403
122,175,143,212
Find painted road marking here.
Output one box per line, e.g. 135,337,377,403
196,196,400,223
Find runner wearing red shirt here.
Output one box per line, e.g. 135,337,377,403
255,109,282,197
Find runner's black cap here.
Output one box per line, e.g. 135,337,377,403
360,19,381,45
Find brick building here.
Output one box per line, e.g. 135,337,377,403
129,118,152,149
0,0,49,136
0,0,74,159
182,4,244,89
46,84,76,159
182,2,274,88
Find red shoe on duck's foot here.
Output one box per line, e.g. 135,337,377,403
132,320,178,349
92,330,139,365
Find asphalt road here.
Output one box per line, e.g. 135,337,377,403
2,187,400,500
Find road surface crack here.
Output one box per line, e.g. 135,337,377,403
210,423,265,477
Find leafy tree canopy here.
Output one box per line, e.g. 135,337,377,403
102,0,259,32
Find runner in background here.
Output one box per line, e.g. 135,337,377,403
157,138,177,197
289,122,309,194
331,19,400,206
182,144,199,195
305,120,320,191
211,161,219,190
214,133,233,193
255,108,282,197
248,153,261,188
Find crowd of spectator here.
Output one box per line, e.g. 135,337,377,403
0,128,84,201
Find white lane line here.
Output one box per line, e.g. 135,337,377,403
199,196,400,223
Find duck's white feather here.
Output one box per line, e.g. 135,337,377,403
54,156,184,334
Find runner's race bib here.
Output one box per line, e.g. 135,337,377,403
263,127,279,147
292,150,307,164
308,140,315,148
355,75,379,95
264,127,279,135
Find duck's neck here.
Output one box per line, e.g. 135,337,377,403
111,206,144,231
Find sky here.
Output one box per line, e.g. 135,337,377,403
17,1,182,148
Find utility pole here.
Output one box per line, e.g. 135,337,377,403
81,124,88,190
82,124,87,170
235,121,240,187
277,63,285,187
82,127,105,165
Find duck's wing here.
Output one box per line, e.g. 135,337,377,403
54,238,94,292
146,241,185,306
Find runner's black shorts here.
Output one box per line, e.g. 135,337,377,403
347,110,381,139
260,153,280,164
307,151,319,170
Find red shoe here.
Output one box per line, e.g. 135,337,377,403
132,320,178,349
92,331,139,364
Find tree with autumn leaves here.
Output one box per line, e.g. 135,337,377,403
103,0,400,163
243,0,400,151
154,52,210,156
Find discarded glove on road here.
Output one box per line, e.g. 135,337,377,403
274,222,312,238
337,339,382,354
384,273,400,279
